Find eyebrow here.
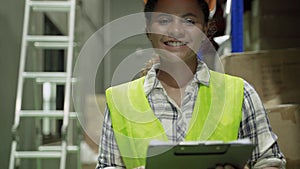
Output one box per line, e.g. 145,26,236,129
156,13,197,18
156,13,172,18
181,13,197,18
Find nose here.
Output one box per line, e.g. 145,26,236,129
167,20,185,38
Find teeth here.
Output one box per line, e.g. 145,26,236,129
166,41,186,47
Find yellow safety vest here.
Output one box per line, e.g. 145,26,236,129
106,71,244,169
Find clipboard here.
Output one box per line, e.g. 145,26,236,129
145,139,255,169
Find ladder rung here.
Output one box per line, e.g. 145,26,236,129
26,35,69,42
14,151,61,159
22,72,67,79
19,111,77,118
29,1,71,12
34,42,70,49
36,77,77,84
38,145,79,152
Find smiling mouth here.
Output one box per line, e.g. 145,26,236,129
164,41,188,47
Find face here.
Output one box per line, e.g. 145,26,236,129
147,0,207,62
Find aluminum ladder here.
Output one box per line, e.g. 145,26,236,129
9,0,80,169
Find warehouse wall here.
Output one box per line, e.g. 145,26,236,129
0,0,24,168
0,0,148,168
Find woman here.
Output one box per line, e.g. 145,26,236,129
96,0,286,168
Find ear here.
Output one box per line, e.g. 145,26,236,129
203,25,208,35
145,24,152,40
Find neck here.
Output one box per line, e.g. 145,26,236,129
157,56,197,88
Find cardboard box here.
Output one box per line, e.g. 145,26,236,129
251,38,300,51
221,48,300,105
83,94,107,152
252,0,300,17
251,16,300,42
250,0,300,50
266,104,300,168
221,49,300,168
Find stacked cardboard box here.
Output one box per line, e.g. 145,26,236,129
265,104,300,168
221,48,300,168
84,94,106,149
249,0,300,51
221,48,300,104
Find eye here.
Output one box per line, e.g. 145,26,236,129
183,18,196,25
158,17,171,25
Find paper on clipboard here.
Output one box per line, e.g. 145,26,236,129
145,138,254,169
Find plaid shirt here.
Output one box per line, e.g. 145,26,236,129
96,61,285,169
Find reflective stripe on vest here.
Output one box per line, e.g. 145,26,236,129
106,71,244,169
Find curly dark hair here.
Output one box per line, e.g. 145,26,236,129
144,0,209,24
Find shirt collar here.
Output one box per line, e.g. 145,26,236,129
143,60,211,96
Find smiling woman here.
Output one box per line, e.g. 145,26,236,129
144,0,209,104
96,0,286,169
146,10,206,63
